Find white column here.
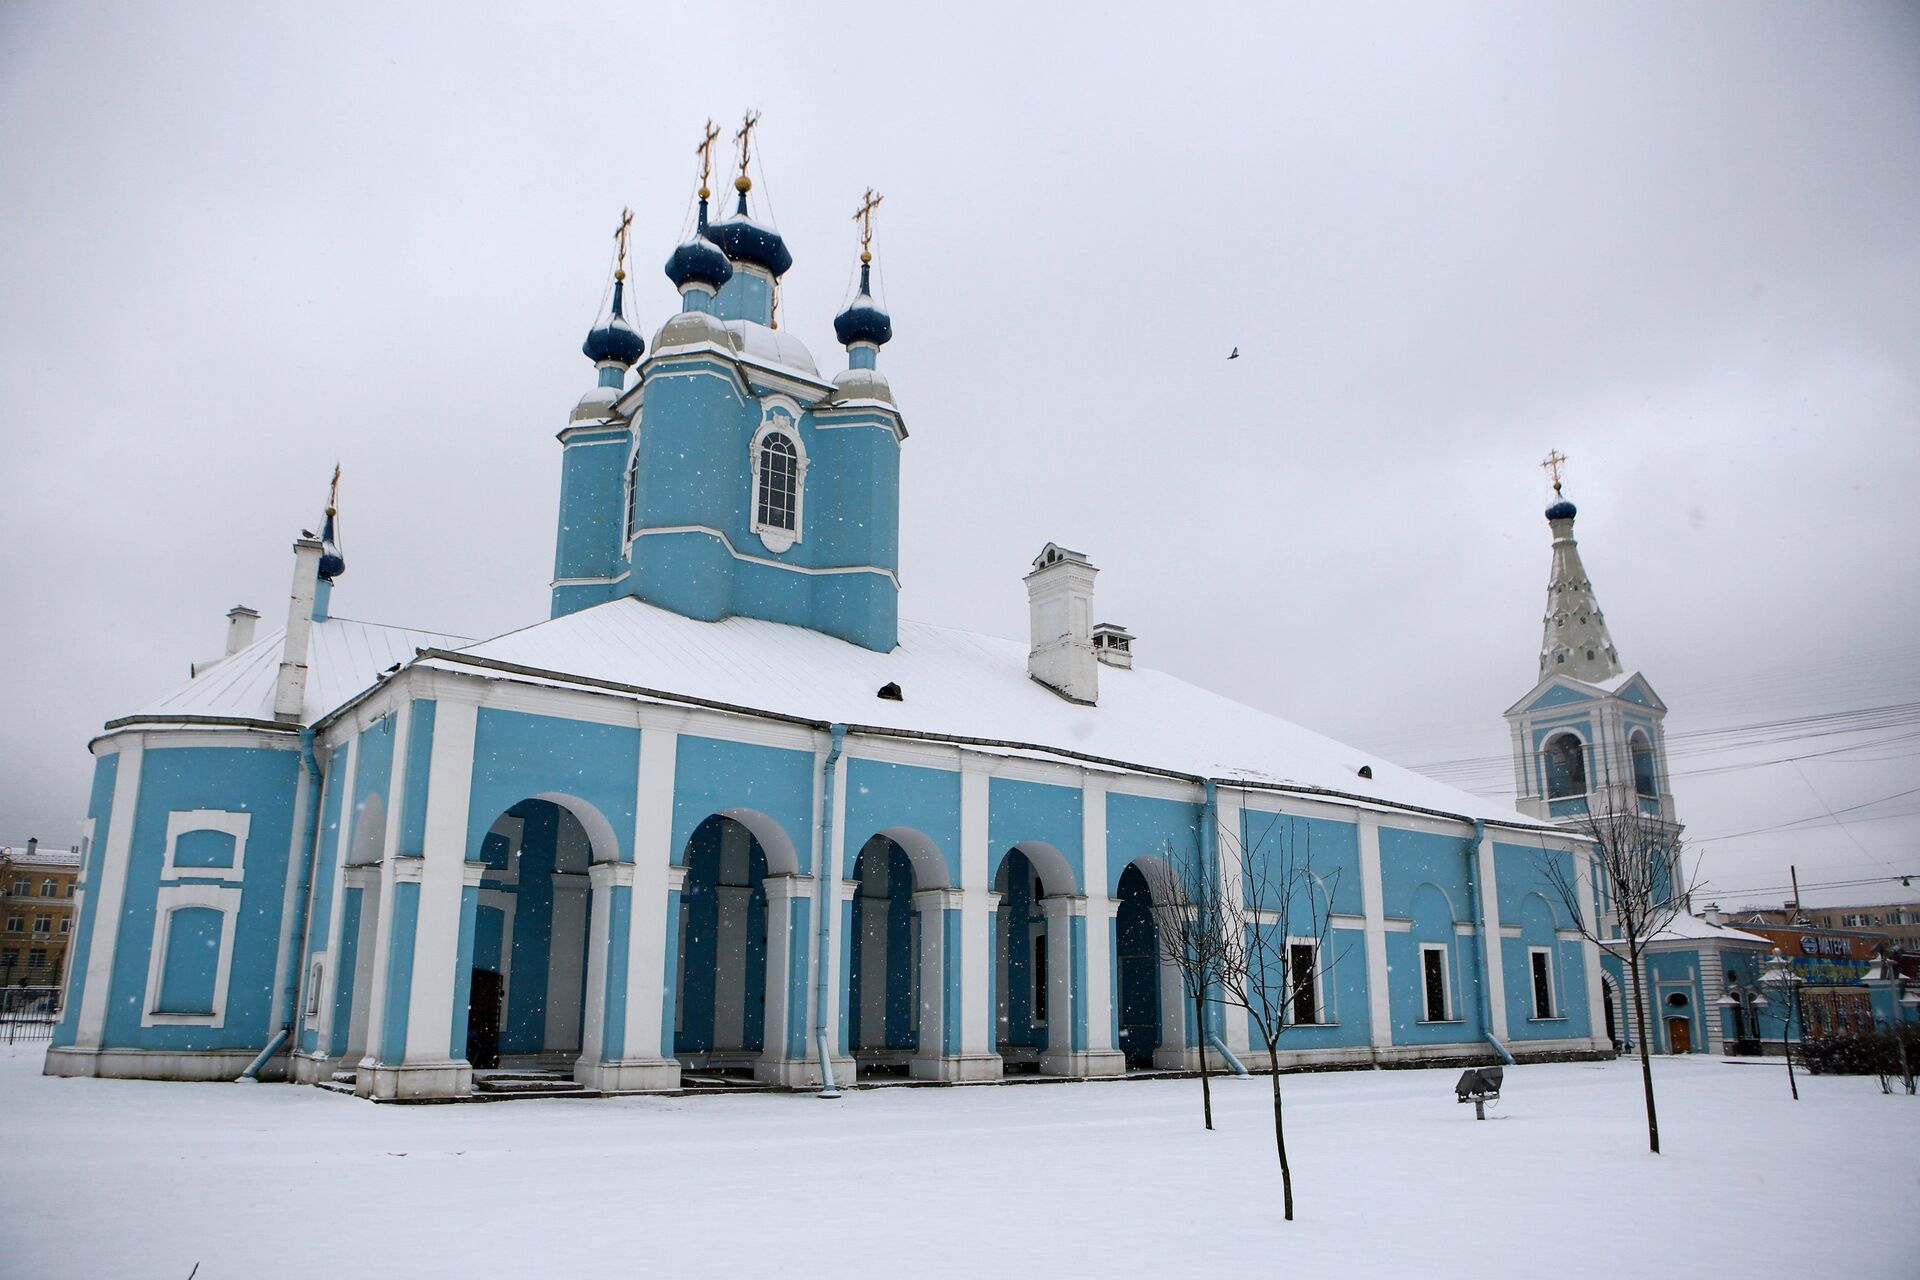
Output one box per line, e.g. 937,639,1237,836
68,739,144,1053
955,761,1001,1075
757,874,808,1083
1579,844,1609,1049
400,699,477,1071
341,865,381,1064
1078,778,1124,1075
1475,829,1510,1042
1039,894,1082,1074
1214,789,1249,1060
543,872,589,1055
577,860,630,1073
358,704,414,1082
307,733,361,1066
833,877,861,1057
1358,815,1394,1053
910,886,960,1078
855,884,889,1051
587,723,681,1092
712,883,754,1052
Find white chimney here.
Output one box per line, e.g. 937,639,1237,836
225,605,261,656
273,537,323,723
1025,543,1099,705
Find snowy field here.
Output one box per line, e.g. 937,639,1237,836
5,1046,1916,1279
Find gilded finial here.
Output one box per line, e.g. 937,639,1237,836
1542,448,1568,496
326,463,341,520
853,187,883,265
612,206,633,281
695,120,719,201
733,110,761,194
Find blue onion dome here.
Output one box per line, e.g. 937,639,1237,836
582,277,645,365
703,182,794,278
834,261,892,346
318,510,345,580
665,195,734,290
1545,498,1578,521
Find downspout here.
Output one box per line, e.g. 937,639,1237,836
812,724,847,1098
1199,778,1249,1077
1467,818,1515,1067
239,726,324,1081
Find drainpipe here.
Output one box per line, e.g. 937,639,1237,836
1466,819,1515,1067
812,724,848,1098
238,726,325,1082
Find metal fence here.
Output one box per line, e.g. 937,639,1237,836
1,987,59,1043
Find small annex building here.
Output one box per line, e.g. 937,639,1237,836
47,125,1611,1100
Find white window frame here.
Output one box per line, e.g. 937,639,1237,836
1528,945,1560,1020
624,445,643,543
142,884,242,1027
749,410,808,554
1285,936,1327,1026
162,809,252,882
304,955,326,1019
1419,942,1455,1022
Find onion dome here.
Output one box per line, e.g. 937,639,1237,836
833,262,892,347
664,196,734,290
318,507,345,581
581,277,645,365
1545,498,1578,521
703,182,793,278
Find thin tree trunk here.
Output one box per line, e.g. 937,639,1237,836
1266,1044,1294,1220
1194,990,1213,1130
1783,988,1799,1101
1627,949,1660,1155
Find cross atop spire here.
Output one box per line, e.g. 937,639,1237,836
696,119,720,200
612,207,633,281
733,110,761,193
853,188,883,264
1542,448,1568,496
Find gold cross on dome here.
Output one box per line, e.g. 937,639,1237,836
733,110,761,179
612,207,633,279
327,463,341,518
853,188,883,261
695,120,719,198
1542,448,1568,495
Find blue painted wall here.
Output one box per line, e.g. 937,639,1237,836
1380,826,1484,1045
468,708,640,860
988,777,1083,893
1104,792,1203,895
52,751,119,1047
673,815,769,1055
841,758,960,883
672,734,815,874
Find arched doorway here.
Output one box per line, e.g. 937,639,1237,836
1115,863,1160,1069
1601,974,1619,1050
993,843,1077,1074
848,836,920,1075
464,799,596,1070
673,814,774,1073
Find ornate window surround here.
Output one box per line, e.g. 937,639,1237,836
749,402,808,554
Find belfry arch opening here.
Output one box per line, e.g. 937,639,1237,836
1542,732,1588,800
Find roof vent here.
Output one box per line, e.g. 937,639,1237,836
877,682,904,701
1357,765,1373,780
1092,623,1134,670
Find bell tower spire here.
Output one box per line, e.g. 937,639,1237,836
1538,451,1622,682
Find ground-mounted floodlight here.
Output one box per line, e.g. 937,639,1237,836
1455,1066,1504,1120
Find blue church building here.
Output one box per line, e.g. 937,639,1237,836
46,125,1614,1100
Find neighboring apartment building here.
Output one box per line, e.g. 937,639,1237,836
1,839,82,1001
1727,898,1920,950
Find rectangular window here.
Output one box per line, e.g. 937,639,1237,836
1530,948,1556,1019
27,949,47,969
40,879,56,897
64,882,74,898
1421,945,1451,1021
4,916,20,934
9,879,26,896
33,915,51,935
1288,942,1319,1025
59,917,71,934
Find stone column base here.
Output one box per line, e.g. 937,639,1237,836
911,1052,1004,1083
290,1051,342,1085
575,1057,682,1092
357,1059,472,1101
1074,1048,1128,1077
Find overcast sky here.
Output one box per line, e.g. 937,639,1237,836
4,3,1917,909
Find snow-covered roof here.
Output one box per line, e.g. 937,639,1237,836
421,597,1545,827
118,616,471,729
1612,913,1772,948
0,845,82,867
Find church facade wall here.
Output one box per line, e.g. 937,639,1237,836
47,668,1610,1097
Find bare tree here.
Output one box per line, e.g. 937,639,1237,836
1540,790,1694,1155
1145,841,1233,1131
1214,814,1345,1222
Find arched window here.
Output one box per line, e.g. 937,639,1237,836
1630,731,1658,798
625,450,642,542
751,420,805,552
1542,733,1588,799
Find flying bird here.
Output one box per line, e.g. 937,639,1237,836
1228,347,1240,360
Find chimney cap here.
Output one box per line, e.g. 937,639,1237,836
1029,542,1092,573
227,605,260,619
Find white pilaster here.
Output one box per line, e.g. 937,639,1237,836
757,874,809,1083
70,740,144,1051
1077,778,1124,1076
542,872,589,1055
909,886,963,1079
712,882,754,1052
1476,830,1510,1042
957,762,998,1063
578,860,630,1072
855,884,889,1051
1358,816,1394,1051
1579,845,1609,1049
1215,789,1250,1058
1039,894,1082,1074
306,733,360,1065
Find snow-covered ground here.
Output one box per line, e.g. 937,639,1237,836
5,1046,1915,1279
